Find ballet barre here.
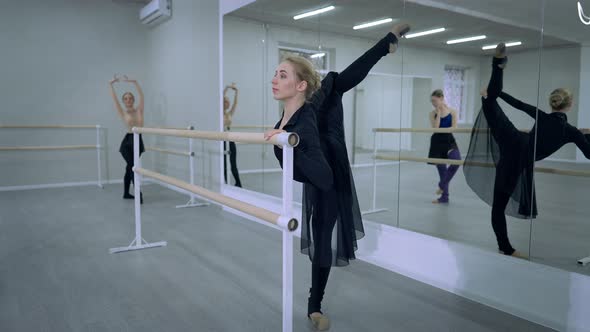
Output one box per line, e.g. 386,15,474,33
146,126,208,209
373,127,590,134
364,126,590,215
109,127,299,332
0,145,96,151
0,125,98,129
230,124,275,130
146,146,192,157
0,124,103,188
374,154,590,177
375,153,590,265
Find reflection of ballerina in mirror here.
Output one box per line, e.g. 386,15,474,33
464,43,590,259
428,89,461,204
579,1,590,25
265,23,410,331
223,83,242,187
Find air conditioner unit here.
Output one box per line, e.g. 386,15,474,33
139,0,171,26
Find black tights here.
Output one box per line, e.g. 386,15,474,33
223,141,242,187
483,56,518,255
309,264,331,315
120,147,143,197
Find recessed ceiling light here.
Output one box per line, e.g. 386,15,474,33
293,6,335,20
482,41,522,50
310,53,326,58
353,18,393,30
404,27,446,39
446,35,487,44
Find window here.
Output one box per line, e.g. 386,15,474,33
443,66,467,123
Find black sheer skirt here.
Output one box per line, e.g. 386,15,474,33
463,102,537,219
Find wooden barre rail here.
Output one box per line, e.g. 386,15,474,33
230,125,275,130
159,126,194,130
375,154,590,177
373,127,590,134
133,127,299,147
374,127,475,133
146,147,192,157
135,167,298,231
0,125,98,129
0,145,96,151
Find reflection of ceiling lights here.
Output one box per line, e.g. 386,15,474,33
482,41,522,50
446,35,486,44
579,2,590,25
293,6,335,20
353,18,393,30
310,53,326,58
404,27,446,39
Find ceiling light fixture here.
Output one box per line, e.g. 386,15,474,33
446,35,486,44
293,6,335,20
353,18,393,30
482,41,522,50
404,27,446,39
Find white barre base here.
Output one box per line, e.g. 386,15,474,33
109,238,167,254
175,199,210,209
361,208,389,215
578,256,590,266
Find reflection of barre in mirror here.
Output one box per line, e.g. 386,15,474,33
0,124,103,189
145,126,209,209
109,126,299,332
367,126,590,215
374,154,590,177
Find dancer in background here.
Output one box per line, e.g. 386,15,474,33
109,75,145,203
223,83,242,187
428,89,461,204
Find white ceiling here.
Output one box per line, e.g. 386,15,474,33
227,0,587,55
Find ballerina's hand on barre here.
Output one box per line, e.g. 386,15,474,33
264,129,286,148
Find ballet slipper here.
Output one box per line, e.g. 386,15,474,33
436,187,443,195
389,23,411,53
493,43,507,69
309,312,330,331
432,197,449,204
391,23,411,40
498,250,528,259
510,251,528,259
123,194,134,199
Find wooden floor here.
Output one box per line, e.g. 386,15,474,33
0,185,555,331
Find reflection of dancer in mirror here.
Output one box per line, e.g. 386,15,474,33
465,43,590,258
265,23,410,330
109,75,145,203
223,83,242,188
428,89,461,204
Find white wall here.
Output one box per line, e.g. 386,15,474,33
0,0,149,187
145,0,220,190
